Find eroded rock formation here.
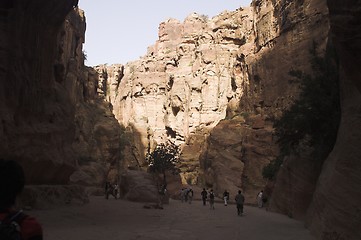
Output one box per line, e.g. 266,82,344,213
305,1,361,239
0,0,124,206
0,0,80,184
1,1,361,238
97,0,330,203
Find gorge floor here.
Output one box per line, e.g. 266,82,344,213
31,196,314,240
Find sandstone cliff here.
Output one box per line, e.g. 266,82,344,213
2,1,361,238
0,0,80,184
96,0,330,203
0,1,124,205
305,0,361,239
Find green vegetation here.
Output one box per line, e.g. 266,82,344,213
146,142,180,186
262,45,340,180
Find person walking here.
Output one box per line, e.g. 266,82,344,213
0,158,43,240
180,188,185,202
201,188,207,206
187,188,194,204
257,190,264,208
235,190,245,216
209,189,215,210
223,190,230,206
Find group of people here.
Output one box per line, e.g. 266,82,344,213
200,188,216,209
199,188,245,215
180,188,194,204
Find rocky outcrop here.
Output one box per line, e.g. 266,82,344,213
103,9,257,171
0,1,124,195
96,0,330,202
119,170,159,203
0,0,80,184
253,0,332,219
305,1,361,239
200,117,278,202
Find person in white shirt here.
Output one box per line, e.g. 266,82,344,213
257,190,264,208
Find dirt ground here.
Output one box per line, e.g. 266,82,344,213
30,196,315,240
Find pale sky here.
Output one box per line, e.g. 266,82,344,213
79,1,253,66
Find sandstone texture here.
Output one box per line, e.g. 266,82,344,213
305,0,361,239
1,1,361,239
0,0,80,184
0,1,124,199
96,0,330,205
119,170,159,203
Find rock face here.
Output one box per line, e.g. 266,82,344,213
305,1,361,239
0,1,123,191
200,117,278,202
2,1,361,238
97,0,330,202
119,170,159,203
0,0,80,184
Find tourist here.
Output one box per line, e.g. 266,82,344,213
187,188,194,204
209,189,215,210
235,190,245,216
184,188,189,203
223,190,230,206
201,188,207,206
0,158,43,240
180,188,185,203
158,184,167,208
113,183,119,199
257,190,263,208
105,181,111,199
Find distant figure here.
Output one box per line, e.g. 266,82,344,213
105,183,117,200
201,188,207,206
180,188,185,203
235,190,245,216
257,190,263,208
184,188,189,203
209,189,215,210
187,188,194,204
223,190,230,206
105,181,111,199
0,158,43,240
158,184,167,208
113,183,119,199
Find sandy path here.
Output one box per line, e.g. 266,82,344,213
30,196,314,240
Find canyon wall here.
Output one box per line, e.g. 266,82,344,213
98,0,330,202
0,0,123,197
305,0,361,239
0,0,80,184
1,1,360,238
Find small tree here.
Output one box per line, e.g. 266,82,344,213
146,142,180,188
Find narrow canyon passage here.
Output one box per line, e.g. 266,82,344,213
31,196,313,240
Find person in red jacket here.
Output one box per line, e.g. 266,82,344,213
0,158,43,240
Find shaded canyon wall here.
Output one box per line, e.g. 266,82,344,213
0,0,124,198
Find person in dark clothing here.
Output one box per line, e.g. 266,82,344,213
105,181,111,199
187,188,194,204
201,188,207,206
0,158,43,240
235,190,245,216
